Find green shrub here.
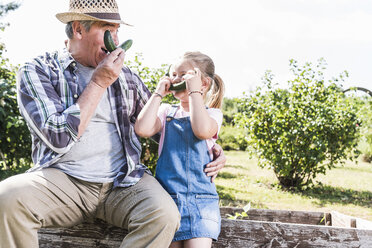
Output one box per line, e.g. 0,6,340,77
235,58,361,189
343,94,372,162
0,66,32,180
0,2,32,180
217,124,248,151
354,97,372,162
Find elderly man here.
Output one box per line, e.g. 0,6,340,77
0,0,226,247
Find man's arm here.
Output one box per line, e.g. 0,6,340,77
17,61,81,153
17,49,125,152
77,49,125,138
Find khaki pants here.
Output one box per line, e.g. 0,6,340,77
0,168,180,248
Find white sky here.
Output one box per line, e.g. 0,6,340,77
2,0,372,98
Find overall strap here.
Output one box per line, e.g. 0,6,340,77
166,105,179,122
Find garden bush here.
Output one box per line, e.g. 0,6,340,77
349,95,372,162
0,2,32,181
217,124,248,151
235,58,361,189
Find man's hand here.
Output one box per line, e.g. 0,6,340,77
91,48,125,88
204,143,226,183
77,48,125,138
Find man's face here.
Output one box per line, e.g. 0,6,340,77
78,21,120,68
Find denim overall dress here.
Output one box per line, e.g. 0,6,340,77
155,105,221,241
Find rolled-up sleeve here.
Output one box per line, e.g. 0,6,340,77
17,60,80,154
132,73,151,118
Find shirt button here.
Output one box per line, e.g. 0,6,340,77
52,155,55,158
72,62,76,67
74,94,78,99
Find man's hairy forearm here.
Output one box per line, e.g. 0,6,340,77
76,81,106,138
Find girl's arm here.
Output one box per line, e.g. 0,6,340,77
187,69,219,140
189,93,218,140
134,77,171,137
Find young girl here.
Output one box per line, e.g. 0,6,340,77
135,51,225,248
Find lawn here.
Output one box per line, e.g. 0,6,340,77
215,150,372,221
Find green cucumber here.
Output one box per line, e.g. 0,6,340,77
169,81,186,91
104,30,117,52
119,39,133,51
165,65,186,91
104,30,133,52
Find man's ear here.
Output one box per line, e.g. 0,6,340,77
72,21,83,39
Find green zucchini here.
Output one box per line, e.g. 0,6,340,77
169,81,186,91
165,65,186,91
104,30,133,52
119,39,133,51
104,30,117,52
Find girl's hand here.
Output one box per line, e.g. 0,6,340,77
155,76,172,97
183,68,202,92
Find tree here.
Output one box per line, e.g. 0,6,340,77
0,2,32,180
217,97,249,151
235,58,361,189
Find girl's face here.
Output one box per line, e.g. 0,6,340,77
171,59,195,101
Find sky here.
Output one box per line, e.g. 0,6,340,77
2,0,372,98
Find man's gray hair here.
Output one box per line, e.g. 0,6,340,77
65,20,96,39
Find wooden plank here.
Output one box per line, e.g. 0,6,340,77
39,234,121,248
220,207,326,225
214,219,372,248
331,211,372,230
38,217,372,248
331,210,357,228
357,217,372,230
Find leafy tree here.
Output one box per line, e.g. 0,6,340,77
235,58,361,189
347,95,372,162
0,2,32,180
217,97,249,151
222,97,239,125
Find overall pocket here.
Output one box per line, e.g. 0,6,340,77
195,194,220,223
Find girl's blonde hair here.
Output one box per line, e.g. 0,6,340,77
183,51,225,109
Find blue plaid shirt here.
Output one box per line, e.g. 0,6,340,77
17,48,151,187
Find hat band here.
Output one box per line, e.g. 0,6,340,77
85,12,121,21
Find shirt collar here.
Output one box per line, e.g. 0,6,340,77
58,48,77,72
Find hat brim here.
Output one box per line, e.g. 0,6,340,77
56,12,132,26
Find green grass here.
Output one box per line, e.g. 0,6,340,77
215,151,372,221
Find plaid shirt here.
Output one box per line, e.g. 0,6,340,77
17,48,151,187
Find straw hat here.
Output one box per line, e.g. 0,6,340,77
56,0,131,26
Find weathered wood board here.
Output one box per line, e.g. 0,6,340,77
331,210,372,230
38,208,372,248
220,207,329,225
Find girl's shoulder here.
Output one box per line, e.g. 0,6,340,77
207,107,222,114
207,107,223,118
206,108,223,127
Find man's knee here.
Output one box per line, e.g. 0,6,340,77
0,175,29,216
126,174,181,231
153,194,180,230
142,174,180,230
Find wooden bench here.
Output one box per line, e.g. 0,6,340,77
38,207,372,247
